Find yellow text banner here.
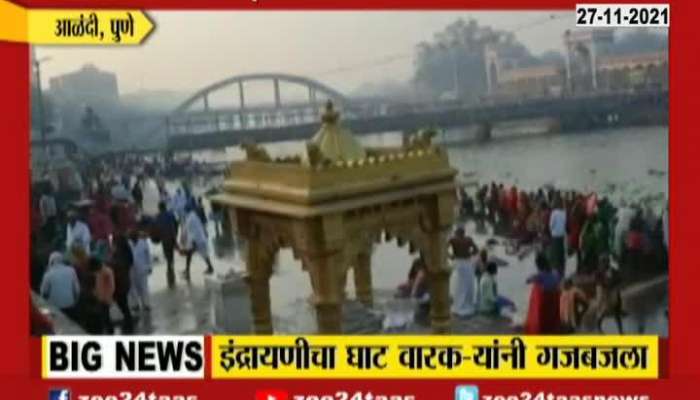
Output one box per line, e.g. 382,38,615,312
211,335,658,379
0,0,153,44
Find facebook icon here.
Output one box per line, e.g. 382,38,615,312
48,389,71,400
455,385,479,400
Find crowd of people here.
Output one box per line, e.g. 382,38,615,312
31,154,221,335
462,182,668,278
32,149,668,335
396,181,669,334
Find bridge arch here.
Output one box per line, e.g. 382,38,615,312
173,72,350,114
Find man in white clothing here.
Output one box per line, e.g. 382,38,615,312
449,227,478,317
549,197,567,275
39,189,57,239
129,231,152,311
182,205,214,280
39,191,57,223
613,201,635,260
66,211,91,255
111,181,132,203
40,252,80,320
173,188,187,222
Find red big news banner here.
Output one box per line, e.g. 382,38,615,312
0,0,696,398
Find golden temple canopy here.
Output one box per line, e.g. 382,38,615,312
213,103,457,334
309,101,366,163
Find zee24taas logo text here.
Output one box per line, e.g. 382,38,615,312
49,389,197,400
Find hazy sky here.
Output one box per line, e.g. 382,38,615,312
36,11,576,95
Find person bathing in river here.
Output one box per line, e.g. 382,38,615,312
473,249,487,297
410,257,430,304
449,227,478,317
508,185,519,222
396,256,426,299
477,262,516,316
450,227,478,257
487,182,499,222
460,191,475,220
508,191,535,254
476,184,488,217
580,210,611,275
495,184,510,234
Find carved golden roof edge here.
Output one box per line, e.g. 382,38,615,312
211,180,458,218
221,166,457,206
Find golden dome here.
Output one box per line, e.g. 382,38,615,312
309,101,366,163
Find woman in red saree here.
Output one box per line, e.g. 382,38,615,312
525,252,562,334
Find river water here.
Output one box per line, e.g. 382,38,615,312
141,124,668,336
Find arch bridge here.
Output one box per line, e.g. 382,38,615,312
166,73,379,135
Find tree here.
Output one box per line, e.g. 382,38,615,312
607,28,668,55
413,18,535,103
539,50,565,65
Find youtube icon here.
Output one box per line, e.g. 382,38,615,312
255,389,289,400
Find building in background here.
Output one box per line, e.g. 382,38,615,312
485,28,667,101
596,51,668,92
49,64,120,110
48,64,119,143
494,64,565,100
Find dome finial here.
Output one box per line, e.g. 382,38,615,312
321,100,339,124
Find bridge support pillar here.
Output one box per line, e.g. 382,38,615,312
238,81,246,109
274,79,281,108
546,118,562,134
401,130,411,147
475,122,492,142
309,88,319,116
590,41,599,91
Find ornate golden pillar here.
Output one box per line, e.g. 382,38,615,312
423,194,454,334
427,268,451,333
307,251,345,333
338,265,349,302
245,238,275,334
353,251,373,307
